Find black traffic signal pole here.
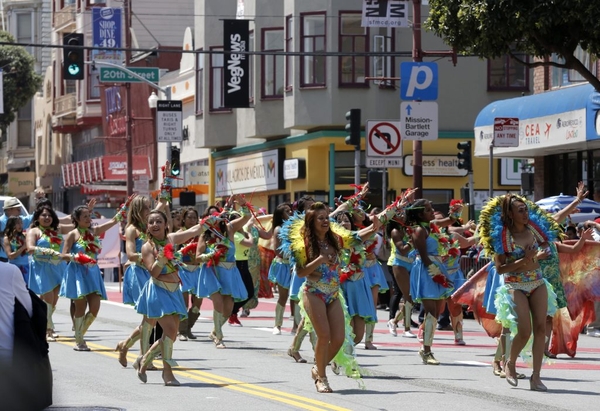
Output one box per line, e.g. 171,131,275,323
457,141,474,220
345,109,362,191
63,33,84,80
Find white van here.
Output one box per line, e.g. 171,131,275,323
0,196,29,217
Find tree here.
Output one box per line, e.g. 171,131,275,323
425,0,600,91
0,31,43,133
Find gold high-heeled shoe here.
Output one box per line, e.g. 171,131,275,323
530,374,548,392
492,360,502,376
311,366,318,381
162,370,181,387
287,348,307,363
315,376,333,393
115,341,128,367
504,360,518,387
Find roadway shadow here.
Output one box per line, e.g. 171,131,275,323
335,388,418,395
541,376,598,384
545,388,599,395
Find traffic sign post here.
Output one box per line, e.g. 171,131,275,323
99,67,160,84
493,117,519,147
400,62,438,101
157,100,183,142
366,120,403,168
400,101,438,141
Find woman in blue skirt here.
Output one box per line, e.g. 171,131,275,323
177,207,203,341
26,205,70,342
195,195,250,349
135,209,203,386
60,204,125,351
3,216,29,283
336,211,377,348
116,195,152,366
116,173,170,366
408,199,455,365
268,203,292,335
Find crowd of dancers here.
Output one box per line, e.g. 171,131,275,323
6,164,599,393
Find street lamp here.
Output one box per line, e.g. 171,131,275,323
148,91,158,109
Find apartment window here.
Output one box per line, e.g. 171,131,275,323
488,52,528,91
209,47,230,112
261,28,284,99
373,28,395,87
196,50,204,115
339,12,368,86
16,12,33,55
551,47,597,88
285,15,293,91
17,101,32,147
300,12,326,87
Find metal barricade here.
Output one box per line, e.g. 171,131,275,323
459,255,491,279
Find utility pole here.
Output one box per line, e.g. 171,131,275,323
124,0,133,197
412,0,423,199
411,0,456,198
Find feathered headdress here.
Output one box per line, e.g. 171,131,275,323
477,194,562,257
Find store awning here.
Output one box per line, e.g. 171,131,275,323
474,83,600,158
81,184,128,194
61,155,153,188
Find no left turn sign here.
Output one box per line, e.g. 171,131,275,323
366,121,402,157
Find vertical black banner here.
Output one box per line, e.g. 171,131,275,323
223,19,250,108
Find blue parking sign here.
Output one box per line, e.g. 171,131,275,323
400,62,438,101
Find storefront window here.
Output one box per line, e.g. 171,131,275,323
544,152,584,197
334,151,368,186
423,189,454,216
268,193,291,213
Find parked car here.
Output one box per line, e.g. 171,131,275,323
0,196,29,217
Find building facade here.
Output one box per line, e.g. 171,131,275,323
1,0,52,207
189,0,527,213
474,51,600,201
33,0,193,213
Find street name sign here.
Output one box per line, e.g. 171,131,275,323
99,67,160,84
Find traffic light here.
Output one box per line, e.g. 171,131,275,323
170,146,181,176
63,33,84,80
457,141,472,172
345,108,361,147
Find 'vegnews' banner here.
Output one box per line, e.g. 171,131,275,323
223,19,250,108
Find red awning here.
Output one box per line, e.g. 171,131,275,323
61,155,152,188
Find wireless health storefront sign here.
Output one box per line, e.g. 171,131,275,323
223,19,250,108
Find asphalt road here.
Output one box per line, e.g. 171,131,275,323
45,282,600,411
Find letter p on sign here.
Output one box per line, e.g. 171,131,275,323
400,62,438,101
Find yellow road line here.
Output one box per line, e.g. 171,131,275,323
57,340,351,411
